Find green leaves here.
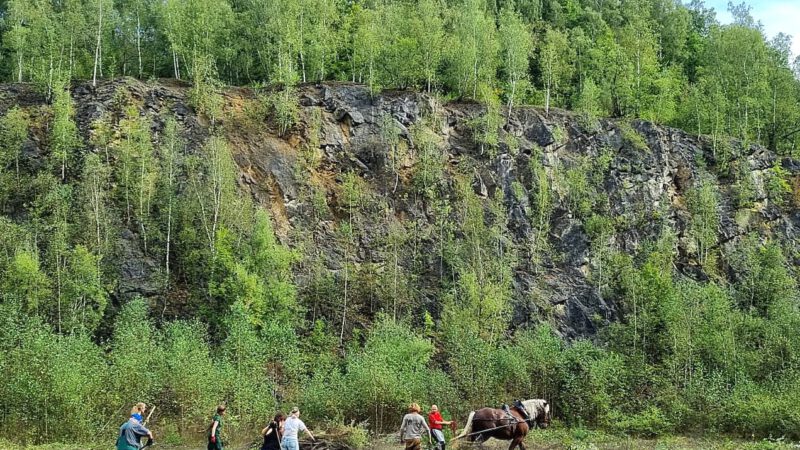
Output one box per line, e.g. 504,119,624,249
447,0,499,99
50,79,81,181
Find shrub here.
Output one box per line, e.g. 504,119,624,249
615,406,672,437
618,121,649,152
765,162,791,208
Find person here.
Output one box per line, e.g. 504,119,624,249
208,404,227,450
428,405,453,450
116,403,154,450
281,407,315,450
400,403,431,450
261,412,286,450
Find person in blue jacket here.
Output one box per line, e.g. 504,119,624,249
116,403,154,450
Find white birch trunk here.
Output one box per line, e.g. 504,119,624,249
93,0,103,87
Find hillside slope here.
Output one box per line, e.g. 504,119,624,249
3,78,797,338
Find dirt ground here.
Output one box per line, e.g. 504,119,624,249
4,432,797,450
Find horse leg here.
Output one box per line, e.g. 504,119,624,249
508,437,523,450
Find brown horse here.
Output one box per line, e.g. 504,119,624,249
455,399,550,450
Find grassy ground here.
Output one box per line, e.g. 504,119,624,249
371,429,798,450
3,430,798,450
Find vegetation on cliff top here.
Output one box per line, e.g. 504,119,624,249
1,0,799,153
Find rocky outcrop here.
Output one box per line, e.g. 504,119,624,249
2,79,797,338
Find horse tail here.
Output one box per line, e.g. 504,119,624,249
457,411,475,439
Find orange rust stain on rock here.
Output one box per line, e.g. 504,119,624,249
265,175,291,239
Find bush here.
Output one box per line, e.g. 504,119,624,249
614,406,672,437
618,122,649,152
336,317,452,432
560,341,628,428
257,88,299,136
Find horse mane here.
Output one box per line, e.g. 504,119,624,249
520,399,549,418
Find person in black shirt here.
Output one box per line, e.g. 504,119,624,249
261,412,286,450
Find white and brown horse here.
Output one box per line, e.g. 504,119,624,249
455,399,550,450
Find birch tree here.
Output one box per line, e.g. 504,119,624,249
158,117,183,305
499,6,533,116
0,107,29,183
51,79,80,181
540,28,572,114
448,0,499,99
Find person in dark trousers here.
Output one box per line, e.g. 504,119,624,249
428,405,453,450
116,403,154,450
208,404,227,450
261,412,286,450
400,403,431,450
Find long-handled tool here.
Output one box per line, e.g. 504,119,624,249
143,405,156,426
141,405,157,448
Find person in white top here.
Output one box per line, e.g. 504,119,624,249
281,407,315,450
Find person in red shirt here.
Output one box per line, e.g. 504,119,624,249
428,405,453,450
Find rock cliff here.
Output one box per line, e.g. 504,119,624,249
2,78,797,338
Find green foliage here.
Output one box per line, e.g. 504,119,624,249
264,88,300,136
527,147,554,266
729,235,797,315
411,120,445,198
560,341,627,428
0,0,797,151
219,301,276,428
685,174,720,267
159,320,222,430
619,122,650,152
561,149,612,218
108,298,162,411
499,6,533,113
540,27,573,113
188,54,224,124
614,405,672,437
62,245,107,333
468,86,504,156
50,79,81,180
0,249,51,312
115,105,158,250
447,0,499,99
3,0,800,444
0,106,28,185
733,159,757,208
765,162,791,208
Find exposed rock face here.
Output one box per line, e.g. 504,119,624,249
2,79,797,338
285,84,798,338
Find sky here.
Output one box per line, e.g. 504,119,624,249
697,0,800,59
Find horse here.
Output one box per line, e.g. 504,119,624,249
455,399,550,450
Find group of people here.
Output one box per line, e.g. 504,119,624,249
400,403,454,450
117,401,455,450
115,403,315,450
258,407,316,450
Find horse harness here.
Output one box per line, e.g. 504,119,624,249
474,402,533,435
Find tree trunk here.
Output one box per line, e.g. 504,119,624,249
173,49,180,79
545,85,551,115
137,11,143,78
17,52,23,83
93,1,103,87
508,78,516,120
